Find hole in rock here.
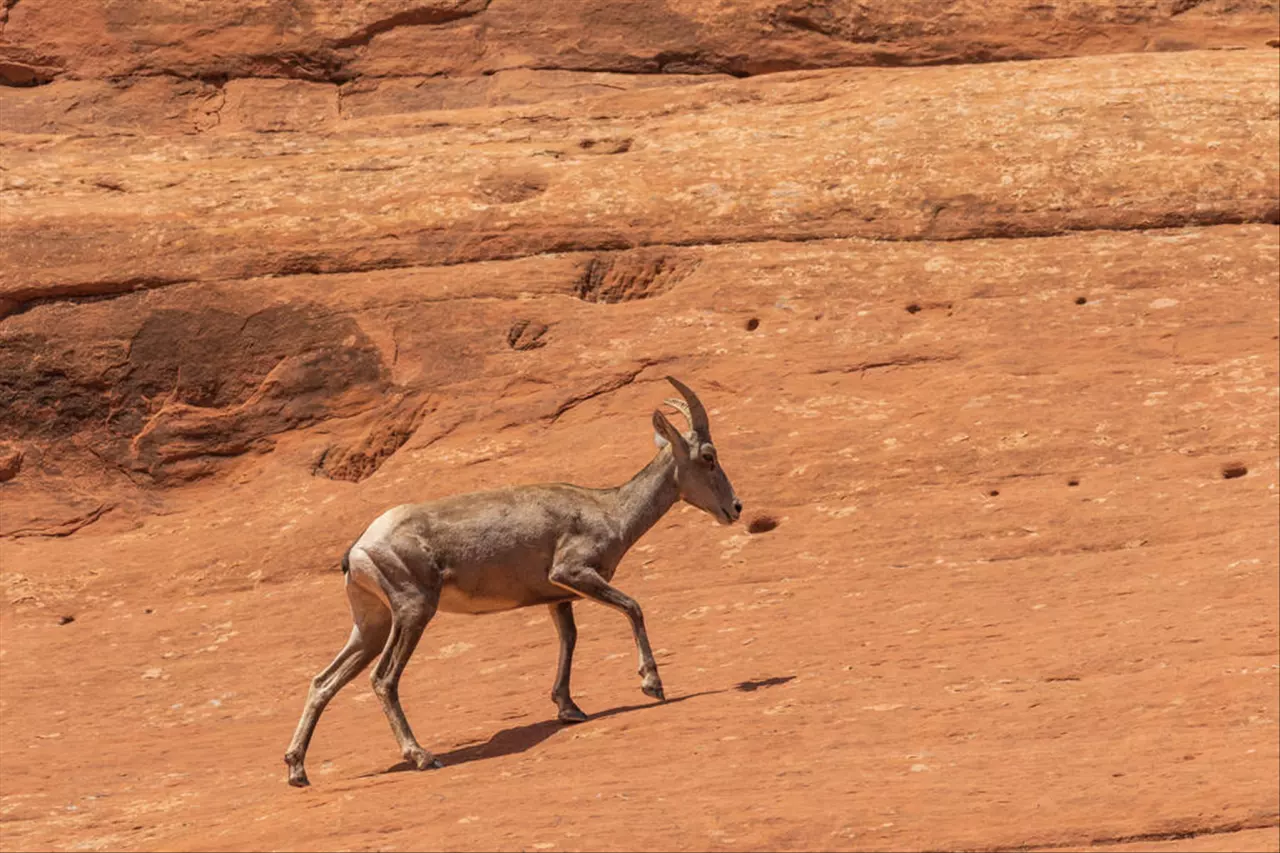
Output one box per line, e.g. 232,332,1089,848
507,320,549,351
573,250,698,303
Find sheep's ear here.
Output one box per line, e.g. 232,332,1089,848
652,409,689,458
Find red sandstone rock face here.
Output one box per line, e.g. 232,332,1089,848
3,50,1276,314
2,0,1277,84
0,6,1277,852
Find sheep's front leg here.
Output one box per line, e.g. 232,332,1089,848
549,564,664,701
548,601,588,722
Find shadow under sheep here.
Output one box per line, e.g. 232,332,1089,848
362,676,797,778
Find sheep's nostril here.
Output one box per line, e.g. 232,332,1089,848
733,500,743,515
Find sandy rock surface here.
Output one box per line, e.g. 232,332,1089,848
0,4,1277,851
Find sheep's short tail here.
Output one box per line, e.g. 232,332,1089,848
340,547,352,575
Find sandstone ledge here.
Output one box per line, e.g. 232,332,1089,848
1,0,1275,85
2,50,1277,315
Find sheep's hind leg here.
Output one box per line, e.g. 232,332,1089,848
370,594,441,770
284,585,390,787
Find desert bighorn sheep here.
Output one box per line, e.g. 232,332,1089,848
284,376,741,786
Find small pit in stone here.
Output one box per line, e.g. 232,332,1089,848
573,250,698,303
1221,463,1248,480
578,137,633,154
747,514,779,534
1067,479,1079,487
57,615,75,625
745,317,760,331
906,303,922,314
507,320,549,351
988,489,1000,497
1075,296,1088,305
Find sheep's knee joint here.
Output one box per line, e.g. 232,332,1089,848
371,676,396,701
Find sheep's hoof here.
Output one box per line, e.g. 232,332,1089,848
642,681,666,702
285,754,310,787
557,703,589,723
405,748,443,771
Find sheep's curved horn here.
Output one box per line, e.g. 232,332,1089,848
663,397,692,424
665,376,711,440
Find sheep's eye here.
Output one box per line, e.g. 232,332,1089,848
701,452,716,466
